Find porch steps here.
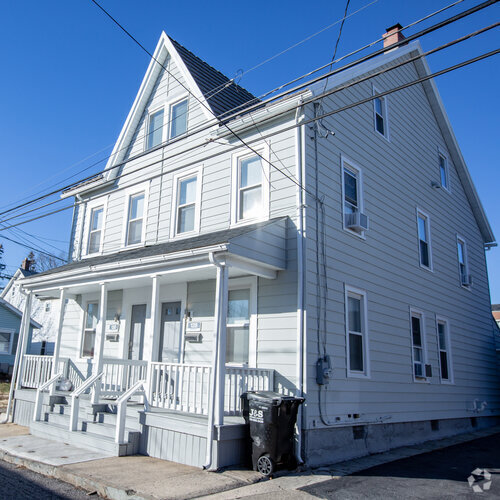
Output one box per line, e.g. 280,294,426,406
29,394,143,457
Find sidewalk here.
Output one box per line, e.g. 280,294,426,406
0,422,498,500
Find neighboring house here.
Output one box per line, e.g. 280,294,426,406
0,297,40,376
492,304,500,328
10,26,499,469
0,262,58,356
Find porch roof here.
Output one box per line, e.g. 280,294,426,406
20,217,288,292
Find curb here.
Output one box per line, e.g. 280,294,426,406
0,448,149,500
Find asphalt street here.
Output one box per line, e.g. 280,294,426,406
0,458,102,499
299,433,500,499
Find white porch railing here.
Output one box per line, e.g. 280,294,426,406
150,363,274,416
20,355,53,389
101,359,148,396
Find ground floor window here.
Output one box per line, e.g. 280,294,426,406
345,286,369,377
0,330,12,354
410,310,426,379
226,288,250,364
437,318,452,382
81,302,99,358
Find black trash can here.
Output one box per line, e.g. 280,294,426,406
241,391,304,476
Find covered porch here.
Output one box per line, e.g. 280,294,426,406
13,219,290,467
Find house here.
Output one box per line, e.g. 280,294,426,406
0,260,59,357
492,304,500,328
0,295,41,377
9,26,499,469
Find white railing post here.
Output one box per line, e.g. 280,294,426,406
33,372,63,422
50,288,67,395
92,283,107,404
215,266,228,426
16,292,33,390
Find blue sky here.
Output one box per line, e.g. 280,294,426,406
0,0,498,299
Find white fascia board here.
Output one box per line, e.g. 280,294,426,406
60,178,114,199
19,244,228,289
212,91,312,139
0,269,21,299
412,50,496,246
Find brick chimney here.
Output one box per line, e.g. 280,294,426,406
21,258,32,271
383,23,405,51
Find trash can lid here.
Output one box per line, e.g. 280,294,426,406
245,391,303,405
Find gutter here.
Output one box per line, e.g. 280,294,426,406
295,100,307,464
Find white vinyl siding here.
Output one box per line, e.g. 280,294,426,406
417,210,432,270
345,286,369,377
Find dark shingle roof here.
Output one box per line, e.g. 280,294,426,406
24,218,286,280
170,37,258,119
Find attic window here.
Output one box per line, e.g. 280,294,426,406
147,109,164,150
170,99,188,138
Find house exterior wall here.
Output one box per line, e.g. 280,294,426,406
301,54,499,463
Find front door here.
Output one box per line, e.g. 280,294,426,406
128,304,147,360
158,302,182,362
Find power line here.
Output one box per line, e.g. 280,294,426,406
1,19,496,228
0,232,66,261
1,43,497,233
0,0,471,219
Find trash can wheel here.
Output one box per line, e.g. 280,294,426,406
257,454,275,476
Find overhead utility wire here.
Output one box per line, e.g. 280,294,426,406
1,22,497,228
2,44,497,232
0,0,473,220
0,0,470,220
0,232,66,261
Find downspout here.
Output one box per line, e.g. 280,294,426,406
1,289,30,424
203,251,224,470
295,100,307,463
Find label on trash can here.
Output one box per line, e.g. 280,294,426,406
249,408,264,424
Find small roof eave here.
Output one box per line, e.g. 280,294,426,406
0,297,42,329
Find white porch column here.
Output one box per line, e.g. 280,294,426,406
92,282,108,404
214,265,228,427
15,291,33,390
50,288,67,391
146,275,160,401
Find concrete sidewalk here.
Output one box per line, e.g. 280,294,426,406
0,422,498,500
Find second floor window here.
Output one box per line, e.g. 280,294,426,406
343,165,359,215
417,211,432,269
147,109,164,150
127,192,145,246
87,206,103,254
238,155,263,221
170,99,188,138
373,86,388,138
457,237,470,286
176,176,197,234
439,153,449,190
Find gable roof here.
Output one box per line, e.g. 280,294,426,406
0,268,36,299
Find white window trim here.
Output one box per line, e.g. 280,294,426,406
145,105,166,152
438,148,451,192
456,234,471,290
344,284,370,379
341,155,366,239
226,276,258,368
80,299,99,360
168,95,189,140
170,166,203,239
121,183,150,249
416,208,433,272
372,85,390,141
231,145,270,227
409,308,429,382
435,315,454,384
0,329,14,355
84,198,108,257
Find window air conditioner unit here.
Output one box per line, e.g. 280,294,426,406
345,212,369,232
461,273,473,287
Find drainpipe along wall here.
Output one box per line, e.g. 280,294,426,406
295,100,307,463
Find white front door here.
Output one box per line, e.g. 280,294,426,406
158,301,182,362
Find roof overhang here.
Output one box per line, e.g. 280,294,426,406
0,297,42,329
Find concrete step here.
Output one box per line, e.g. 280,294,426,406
30,421,138,456
82,420,139,442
